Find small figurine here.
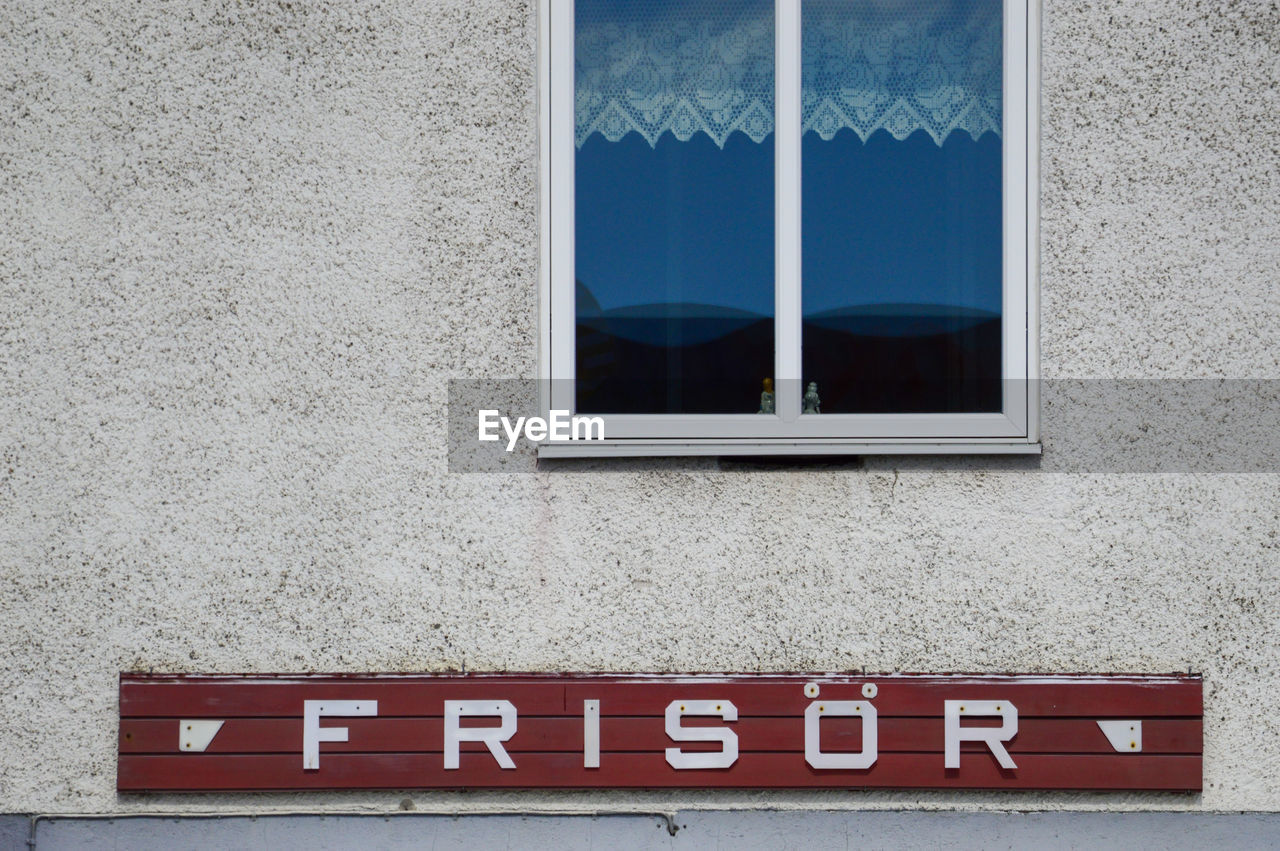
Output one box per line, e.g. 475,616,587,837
802,381,821,414
757,377,775,414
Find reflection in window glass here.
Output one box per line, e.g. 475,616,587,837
575,0,775,414
802,0,1004,413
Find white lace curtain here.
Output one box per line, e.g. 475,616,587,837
576,0,1002,148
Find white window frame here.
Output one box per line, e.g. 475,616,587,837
538,0,1040,457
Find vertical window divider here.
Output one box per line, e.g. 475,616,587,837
775,0,803,423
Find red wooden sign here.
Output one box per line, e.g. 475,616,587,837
118,673,1202,792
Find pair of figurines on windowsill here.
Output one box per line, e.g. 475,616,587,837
757,378,821,414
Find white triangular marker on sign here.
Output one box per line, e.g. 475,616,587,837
1097,720,1142,753
178,720,224,752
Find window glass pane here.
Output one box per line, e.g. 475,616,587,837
575,0,776,414
801,0,1003,414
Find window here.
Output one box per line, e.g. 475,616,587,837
539,0,1039,456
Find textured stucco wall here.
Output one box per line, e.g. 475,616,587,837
1,0,1277,816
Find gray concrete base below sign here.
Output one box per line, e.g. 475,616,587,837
2,811,1278,850
5,811,1279,850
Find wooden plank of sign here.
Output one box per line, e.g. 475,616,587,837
117,752,1203,792
120,717,1203,756
120,676,1201,719
119,680,567,718
562,680,1201,717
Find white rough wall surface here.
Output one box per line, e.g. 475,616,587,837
1,0,1277,815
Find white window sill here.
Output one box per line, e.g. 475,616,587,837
538,440,1042,459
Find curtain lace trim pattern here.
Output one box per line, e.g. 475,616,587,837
575,0,1002,148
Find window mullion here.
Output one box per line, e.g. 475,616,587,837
775,0,803,422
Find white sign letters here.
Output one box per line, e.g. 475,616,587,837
297,692,1021,774
944,699,1019,769
805,700,878,770
664,699,739,770
302,699,378,770
444,700,519,770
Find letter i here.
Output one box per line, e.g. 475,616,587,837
584,699,600,768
